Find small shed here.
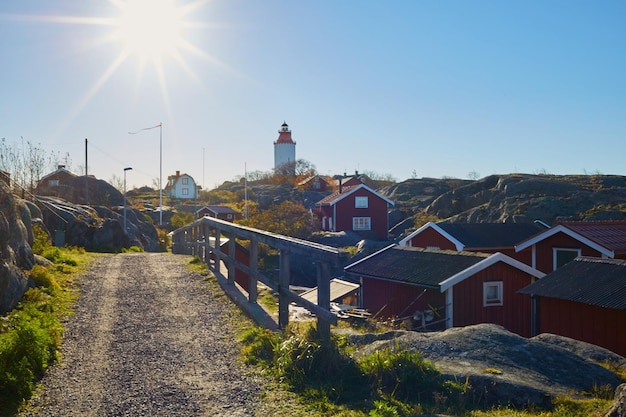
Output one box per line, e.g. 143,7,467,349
344,245,544,336
299,278,359,306
519,256,626,357
196,205,241,221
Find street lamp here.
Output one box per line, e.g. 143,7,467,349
123,167,132,233
129,122,163,225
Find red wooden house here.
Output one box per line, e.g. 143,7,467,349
297,175,331,192
35,165,78,196
314,183,394,240
519,257,626,357
344,245,544,337
515,221,626,274
195,205,241,221
399,221,545,265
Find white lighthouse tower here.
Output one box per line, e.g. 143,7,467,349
273,121,296,173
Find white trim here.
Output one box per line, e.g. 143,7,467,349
344,244,396,270
445,288,453,329
483,281,503,306
321,183,395,207
355,196,368,208
552,247,581,271
398,221,465,251
439,252,545,292
515,224,614,258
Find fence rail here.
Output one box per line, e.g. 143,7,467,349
171,216,346,339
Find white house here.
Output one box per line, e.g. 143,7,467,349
165,171,197,199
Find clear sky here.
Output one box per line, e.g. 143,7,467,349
1,1,625,190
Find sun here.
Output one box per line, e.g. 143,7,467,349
113,0,187,65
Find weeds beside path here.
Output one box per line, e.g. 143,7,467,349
20,252,264,417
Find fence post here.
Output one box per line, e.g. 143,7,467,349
278,249,290,329
316,261,331,340
248,239,258,303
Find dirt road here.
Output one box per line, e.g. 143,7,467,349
21,253,263,417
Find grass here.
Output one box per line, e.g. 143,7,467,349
187,249,620,417
0,244,95,416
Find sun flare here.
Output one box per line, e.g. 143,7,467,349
113,0,187,64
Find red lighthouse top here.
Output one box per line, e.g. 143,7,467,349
274,121,296,144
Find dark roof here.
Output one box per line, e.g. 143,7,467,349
438,222,545,249
344,245,488,288
519,257,626,310
560,221,626,254
197,205,239,215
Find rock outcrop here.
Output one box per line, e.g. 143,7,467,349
605,383,626,417
37,196,160,252
0,182,34,313
348,323,626,408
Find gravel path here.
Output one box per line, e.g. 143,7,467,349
22,253,263,417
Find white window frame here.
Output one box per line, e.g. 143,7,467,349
182,188,189,196
182,177,189,185
352,217,371,231
483,281,503,307
355,196,368,208
553,247,581,271
48,179,59,187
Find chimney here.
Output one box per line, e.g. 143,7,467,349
339,177,343,193
176,170,180,177
58,164,65,170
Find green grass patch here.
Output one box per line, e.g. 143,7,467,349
0,234,93,415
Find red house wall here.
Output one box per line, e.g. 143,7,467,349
220,244,250,292
333,189,389,239
406,227,457,250
537,297,626,357
451,262,535,337
360,277,445,320
534,232,603,273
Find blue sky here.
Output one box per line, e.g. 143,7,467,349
1,1,624,190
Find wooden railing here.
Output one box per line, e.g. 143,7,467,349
171,216,346,339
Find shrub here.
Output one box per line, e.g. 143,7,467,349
359,345,442,402
29,265,60,292
239,327,279,367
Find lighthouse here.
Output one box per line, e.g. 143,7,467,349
273,121,296,173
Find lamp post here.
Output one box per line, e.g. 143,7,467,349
129,123,163,225
123,167,132,233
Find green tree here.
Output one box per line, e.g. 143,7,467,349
237,201,313,239
170,212,195,229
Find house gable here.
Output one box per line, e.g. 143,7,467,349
315,183,394,239
399,222,465,250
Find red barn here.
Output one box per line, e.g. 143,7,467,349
519,257,626,357
344,245,544,337
515,221,626,273
314,183,394,240
400,221,545,266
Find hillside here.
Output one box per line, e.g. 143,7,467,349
379,173,626,238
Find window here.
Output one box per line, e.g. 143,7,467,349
355,196,368,208
553,248,580,270
48,179,59,187
182,177,189,185
483,281,503,306
227,214,233,219
182,188,189,195
353,217,371,231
